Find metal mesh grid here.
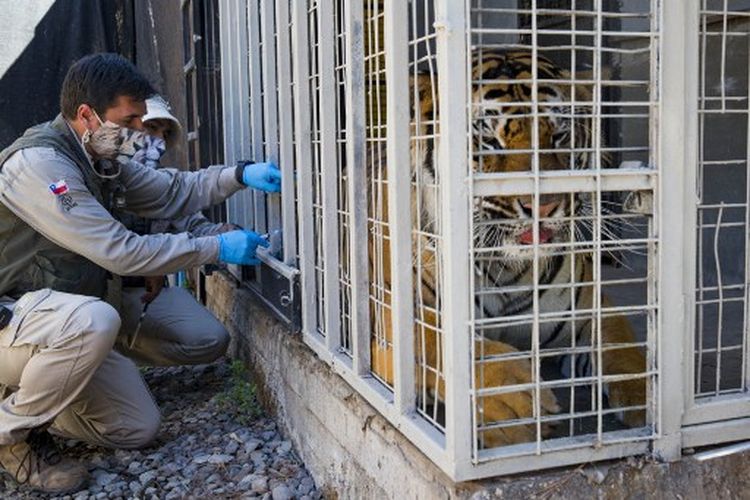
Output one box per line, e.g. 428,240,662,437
408,0,446,431
284,0,301,266
335,0,354,355
695,1,750,398
251,1,269,236
468,0,659,455
272,0,288,231
261,0,280,232
365,0,394,389
266,0,299,266
308,1,327,336
221,0,253,244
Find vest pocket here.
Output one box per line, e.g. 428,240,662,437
33,254,82,293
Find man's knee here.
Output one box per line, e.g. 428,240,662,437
72,301,120,353
178,323,229,365
128,407,161,449
190,321,230,363
112,402,161,449
211,324,230,358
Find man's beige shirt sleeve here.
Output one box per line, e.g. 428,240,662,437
0,147,221,276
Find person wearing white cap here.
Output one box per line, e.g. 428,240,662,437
141,95,182,149
114,95,241,367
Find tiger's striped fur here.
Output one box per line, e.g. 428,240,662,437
369,51,646,447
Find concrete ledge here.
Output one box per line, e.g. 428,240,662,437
205,271,750,499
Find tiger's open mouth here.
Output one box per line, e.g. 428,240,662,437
518,226,555,245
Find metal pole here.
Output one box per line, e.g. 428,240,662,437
654,0,691,461
292,0,318,338
318,0,343,352
435,0,472,473
345,0,372,376
384,0,415,414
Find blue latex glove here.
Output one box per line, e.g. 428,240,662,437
216,230,269,265
242,162,282,192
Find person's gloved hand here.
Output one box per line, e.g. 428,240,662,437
242,162,282,192
216,230,269,265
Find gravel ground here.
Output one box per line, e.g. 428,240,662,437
0,360,320,500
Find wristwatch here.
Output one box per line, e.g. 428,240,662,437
235,160,254,185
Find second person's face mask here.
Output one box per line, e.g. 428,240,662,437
127,134,166,169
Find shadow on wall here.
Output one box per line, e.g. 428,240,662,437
0,0,134,150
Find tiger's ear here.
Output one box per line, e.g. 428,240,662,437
409,72,438,120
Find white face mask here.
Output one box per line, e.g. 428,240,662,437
82,111,124,160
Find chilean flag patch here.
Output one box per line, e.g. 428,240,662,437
49,179,69,196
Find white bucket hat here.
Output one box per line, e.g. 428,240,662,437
143,95,182,147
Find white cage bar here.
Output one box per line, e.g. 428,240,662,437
345,0,373,376
218,0,750,481
247,0,266,236
274,0,297,264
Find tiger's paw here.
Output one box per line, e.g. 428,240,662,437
475,341,560,448
607,377,647,428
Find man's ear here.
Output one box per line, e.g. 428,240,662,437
76,104,97,128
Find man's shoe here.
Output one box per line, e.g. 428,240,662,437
0,431,87,494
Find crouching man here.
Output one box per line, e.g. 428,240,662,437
0,53,281,494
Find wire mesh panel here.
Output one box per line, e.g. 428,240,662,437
468,0,660,460
686,1,750,427
365,0,395,389
313,0,344,349
308,0,327,337
695,1,750,397
408,0,447,435
335,0,354,354
260,0,280,232
276,0,297,265
219,0,253,248
247,0,267,237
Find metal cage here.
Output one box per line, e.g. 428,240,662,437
217,0,750,480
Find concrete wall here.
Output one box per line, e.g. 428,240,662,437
205,270,750,499
205,272,461,498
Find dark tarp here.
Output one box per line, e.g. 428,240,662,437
0,0,134,150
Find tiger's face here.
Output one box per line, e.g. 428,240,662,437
469,51,594,263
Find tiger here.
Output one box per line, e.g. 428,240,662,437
368,50,647,448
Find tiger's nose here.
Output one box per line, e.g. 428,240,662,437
521,201,560,219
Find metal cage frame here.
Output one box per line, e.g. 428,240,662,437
216,0,750,480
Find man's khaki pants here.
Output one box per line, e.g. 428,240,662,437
0,286,229,447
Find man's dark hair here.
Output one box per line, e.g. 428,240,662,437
60,53,155,119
